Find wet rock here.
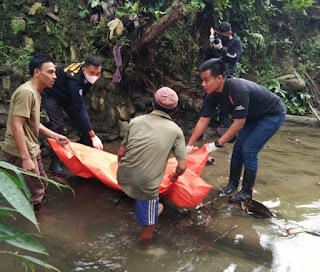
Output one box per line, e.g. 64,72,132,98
132,97,146,111
276,72,306,92
127,101,135,116
116,105,130,121
1,76,10,91
98,132,119,141
99,97,106,112
130,90,142,99
284,114,319,127
118,120,129,138
70,46,77,61
54,4,59,13
0,104,9,129
91,94,99,111
106,107,116,126
0,141,5,160
102,71,114,79
28,2,42,15
0,127,6,141
46,25,53,35
0,65,12,76
23,36,35,53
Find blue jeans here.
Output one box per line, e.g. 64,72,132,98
231,111,286,172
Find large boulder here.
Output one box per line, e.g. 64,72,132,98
276,72,306,92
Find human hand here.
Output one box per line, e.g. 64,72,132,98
186,145,194,154
206,142,221,154
213,38,223,50
91,135,103,150
22,158,36,173
170,171,179,182
55,133,69,146
209,35,215,47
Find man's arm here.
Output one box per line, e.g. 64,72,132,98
117,145,126,163
12,116,35,173
39,123,69,145
187,117,211,147
170,159,187,182
218,118,246,146
218,39,243,63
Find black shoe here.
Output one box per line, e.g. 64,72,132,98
206,157,215,166
49,160,67,177
220,163,242,195
229,189,252,204
219,184,238,195
34,202,43,211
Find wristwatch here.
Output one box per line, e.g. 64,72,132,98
215,139,223,148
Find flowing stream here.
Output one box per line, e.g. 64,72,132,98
1,124,319,272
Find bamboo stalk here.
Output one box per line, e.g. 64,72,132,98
308,102,320,122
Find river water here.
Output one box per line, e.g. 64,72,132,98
1,124,319,272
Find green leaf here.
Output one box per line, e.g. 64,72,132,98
0,171,38,230
0,206,17,218
19,255,61,272
0,161,32,203
0,161,74,196
0,233,30,241
0,220,47,255
0,210,14,217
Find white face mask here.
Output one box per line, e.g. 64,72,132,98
84,70,99,84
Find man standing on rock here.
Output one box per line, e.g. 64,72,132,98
3,54,69,211
41,55,103,177
117,87,187,241
187,58,286,203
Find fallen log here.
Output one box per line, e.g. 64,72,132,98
132,0,184,52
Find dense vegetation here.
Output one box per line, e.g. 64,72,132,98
1,0,320,115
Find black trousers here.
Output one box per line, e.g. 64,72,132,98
42,94,92,150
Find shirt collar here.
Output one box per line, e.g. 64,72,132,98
149,110,172,120
222,78,231,95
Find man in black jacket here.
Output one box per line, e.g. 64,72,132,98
41,56,103,177
205,22,243,78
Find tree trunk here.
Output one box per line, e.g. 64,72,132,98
132,0,184,52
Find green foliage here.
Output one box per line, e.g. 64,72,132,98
0,161,73,271
155,24,201,76
10,18,24,35
27,19,40,34
116,1,139,18
0,40,32,72
280,0,315,10
88,0,108,9
262,79,311,115
77,5,90,19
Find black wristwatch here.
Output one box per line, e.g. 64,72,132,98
215,139,223,148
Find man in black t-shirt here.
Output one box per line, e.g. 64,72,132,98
186,58,286,203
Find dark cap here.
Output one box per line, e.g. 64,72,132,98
218,22,231,32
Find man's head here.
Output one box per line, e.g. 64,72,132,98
29,54,56,89
153,87,179,114
217,22,232,45
199,58,226,94
82,55,102,84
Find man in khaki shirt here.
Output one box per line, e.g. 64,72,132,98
3,54,69,211
117,87,187,241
